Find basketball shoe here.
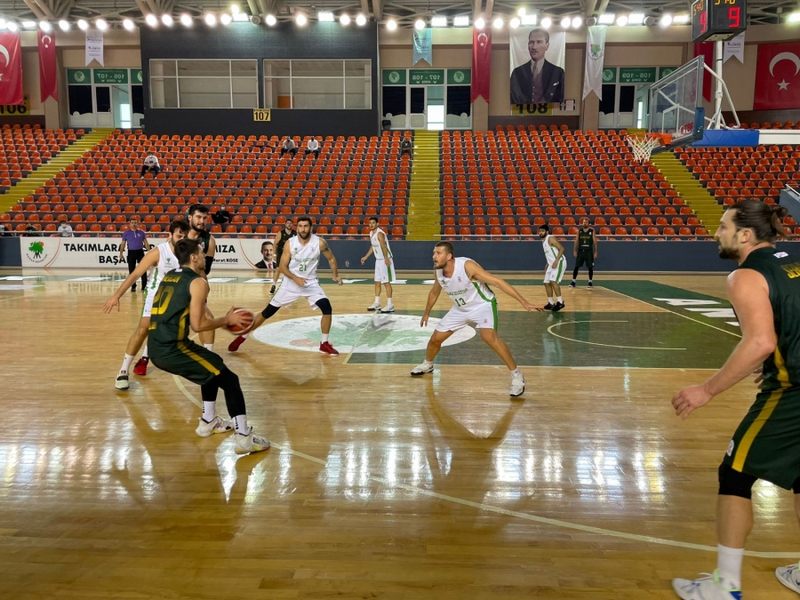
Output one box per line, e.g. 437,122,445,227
552,302,565,312
569,281,576,288
543,302,554,310
235,428,271,454
195,416,234,437
367,302,381,311
776,562,800,593
133,356,149,376
672,571,742,600
319,341,339,355
510,372,525,397
410,360,434,376
228,335,247,352
588,281,593,288
380,303,395,313
115,372,129,390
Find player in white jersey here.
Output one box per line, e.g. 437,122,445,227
411,241,538,397
228,216,343,355
102,219,190,390
538,224,567,311
360,216,396,313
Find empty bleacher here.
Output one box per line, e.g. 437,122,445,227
442,128,703,240
0,124,83,191
1,130,410,237
676,145,800,235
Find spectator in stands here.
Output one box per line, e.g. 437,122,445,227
25,224,40,236
0,223,6,236
140,152,161,177
57,218,74,237
280,137,297,157
212,206,232,225
510,28,565,104
305,137,320,158
400,137,412,157
120,217,149,292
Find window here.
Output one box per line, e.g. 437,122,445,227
263,59,371,110
150,59,257,109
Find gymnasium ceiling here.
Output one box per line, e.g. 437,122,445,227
0,0,794,28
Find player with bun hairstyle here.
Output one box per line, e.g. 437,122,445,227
671,200,800,599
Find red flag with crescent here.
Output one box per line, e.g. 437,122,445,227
754,42,800,110
0,32,23,105
472,28,491,102
38,30,58,102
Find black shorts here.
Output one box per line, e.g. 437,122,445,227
723,387,800,489
574,251,594,269
150,339,225,386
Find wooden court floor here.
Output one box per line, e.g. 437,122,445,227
1,268,798,599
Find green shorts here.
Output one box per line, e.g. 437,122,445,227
723,387,800,490
149,339,225,386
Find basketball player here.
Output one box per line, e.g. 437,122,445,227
539,224,566,311
360,216,395,313
147,238,269,454
570,217,598,288
228,216,343,355
410,241,538,397
103,219,190,390
186,204,217,352
671,200,800,600
270,218,296,294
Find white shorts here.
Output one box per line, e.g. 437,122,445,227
141,286,157,318
544,258,567,284
435,300,497,332
374,258,395,284
271,277,328,308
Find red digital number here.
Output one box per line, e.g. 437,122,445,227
728,6,740,28
700,10,708,32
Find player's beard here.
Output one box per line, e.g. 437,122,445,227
718,246,739,260
298,230,311,240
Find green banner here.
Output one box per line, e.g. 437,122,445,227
131,69,143,84
409,69,444,85
382,69,406,85
93,69,129,84
602,67,617,83
619,67,657,84
447,69,471,85
66,69,91,85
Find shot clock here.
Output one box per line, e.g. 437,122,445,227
691,0,747,42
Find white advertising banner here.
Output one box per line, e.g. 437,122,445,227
85,30,104,66
20,237,269,269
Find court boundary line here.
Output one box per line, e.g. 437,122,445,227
547,320,687,351
171,374,798,558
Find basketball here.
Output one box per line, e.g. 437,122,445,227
226,308,255,334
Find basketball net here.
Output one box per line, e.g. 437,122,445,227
626,133,668,163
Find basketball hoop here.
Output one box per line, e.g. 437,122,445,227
626,132,671,163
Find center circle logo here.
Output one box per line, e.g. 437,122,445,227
250,313,476,353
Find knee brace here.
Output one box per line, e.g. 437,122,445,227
315,298,332,315
718,462,757,499
261,303,280,319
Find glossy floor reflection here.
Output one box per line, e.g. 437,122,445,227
0,270,797,599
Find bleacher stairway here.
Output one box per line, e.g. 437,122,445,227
0,128,113,215
406,131,440,240
650,151,722,235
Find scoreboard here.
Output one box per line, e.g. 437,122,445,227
691,0,747,42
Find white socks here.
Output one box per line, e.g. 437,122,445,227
119,353,135,374
141,342,148,358
203,343,213,351
321,333,329,343
202,401,216,422
557,296,563,303
234,415,249,434
717,544,744,589
374,296,380,304
548,297,555,304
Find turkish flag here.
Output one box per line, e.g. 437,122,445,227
694,42,714,102
38,30,58,102
0,32,22,105
471,29,491,102
754,42,800,110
